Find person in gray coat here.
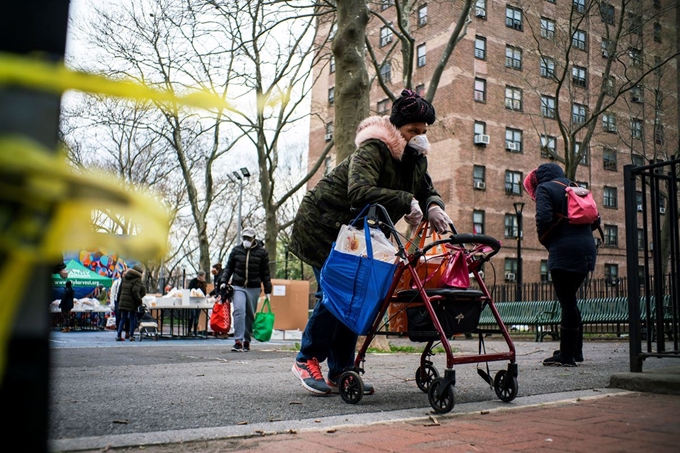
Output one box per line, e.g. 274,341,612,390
116,264,146,342
524,163,598,366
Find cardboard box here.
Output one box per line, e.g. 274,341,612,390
258,279,310,331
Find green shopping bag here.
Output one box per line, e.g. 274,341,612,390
253,297,275,342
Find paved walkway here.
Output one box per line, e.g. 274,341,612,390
71,391,680,452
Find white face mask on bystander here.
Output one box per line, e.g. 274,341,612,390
242,239,253,249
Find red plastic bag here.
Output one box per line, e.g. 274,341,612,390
209,298,231,334
439,247,470,289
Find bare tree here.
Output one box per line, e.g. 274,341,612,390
514,0,679,180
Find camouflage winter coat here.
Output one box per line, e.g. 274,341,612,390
290,116,445,269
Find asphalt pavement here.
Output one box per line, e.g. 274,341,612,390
48,330,680,452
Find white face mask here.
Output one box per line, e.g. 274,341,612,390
242,240,252,249
407,134,430,154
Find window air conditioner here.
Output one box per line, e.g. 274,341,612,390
505,272,516,281
660,207,666,214
474,181,486,190
637,204,643,212
474,134,490,145
506,142,519,151
475,8,486,18
324,133,333,142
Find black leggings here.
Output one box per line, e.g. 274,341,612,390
550,269,587,330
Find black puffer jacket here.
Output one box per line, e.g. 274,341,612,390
118,267,147,311
534,163,597,274
217,240,273,294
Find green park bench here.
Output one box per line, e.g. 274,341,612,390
476,296,666,342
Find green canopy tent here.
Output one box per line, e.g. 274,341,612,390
52,260,112,299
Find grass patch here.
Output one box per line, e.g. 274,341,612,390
367,343,454,354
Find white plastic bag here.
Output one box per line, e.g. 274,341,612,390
334,224,397,263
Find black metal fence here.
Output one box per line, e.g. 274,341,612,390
489,274,674,303
624,159,680,372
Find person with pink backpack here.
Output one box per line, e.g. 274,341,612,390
524,163,599,366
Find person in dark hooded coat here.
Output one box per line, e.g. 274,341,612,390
59,280,75,332
524,163,598,366
289,89,452,395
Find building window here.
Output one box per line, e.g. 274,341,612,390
604,186,618,208
629,48,642,67
474,36,486,59
415,84,425,96
475,0,487,19
576,142,589,165
659,196,667,214
505,170,522,195
505,45,522,70
474,121,486,136
328,86,334,104
541,135,556,158
655,89,663,111
473,165,486,185
629,13,642,35
603,147,617,171
506,6,523,31
541,95,556,118
572,65,587,87
474,78,486,102
631,118,643,140
572,103,587,124
654,22,662,42
540,17,555,39
602,113,617,132
604,76,615,95
505,258,518,276
380,26,393,47
573,0,585,13
505,128,523,152
631,85,644,103
654,56,662,75
632,154,644,167
605,263,619,283
602,39,613,58
540,57,556,78
417,44,426,67
541,260,551,282
505,86,522,111
418,4,428,26
325,122,334,142
473,210,485,234
377,99,390,115
604,225,618,247
600,3,615,25
637,229,644,250
381,0,393,11
572,29,586,50
504,214,519,238
329,23,337,40
380,62,392,82
655,122,665,145
329,55,335,73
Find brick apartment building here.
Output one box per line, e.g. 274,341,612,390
306,0,679,286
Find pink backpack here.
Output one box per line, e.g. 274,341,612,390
553,181,599,225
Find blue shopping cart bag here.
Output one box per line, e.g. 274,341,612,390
321,207,398,335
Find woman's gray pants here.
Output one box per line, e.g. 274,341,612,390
231,286,262,342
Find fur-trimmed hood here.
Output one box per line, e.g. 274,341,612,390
354,116,409,161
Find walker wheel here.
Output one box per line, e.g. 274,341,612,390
138,333,143,342
428,378,455,414
338,371,364,405
154,334,159,341
415,364,439,393
493,370,518,402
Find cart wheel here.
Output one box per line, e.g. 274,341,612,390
154,334,159,341
338,371,364,405
427,378,455,414
415,364,439,393
493,370,518,402
138,332,143,342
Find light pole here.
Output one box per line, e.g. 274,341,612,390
231,167,251,241
513,201,525,302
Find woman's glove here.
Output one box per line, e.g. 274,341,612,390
403,199,423,226
427,205,452,233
